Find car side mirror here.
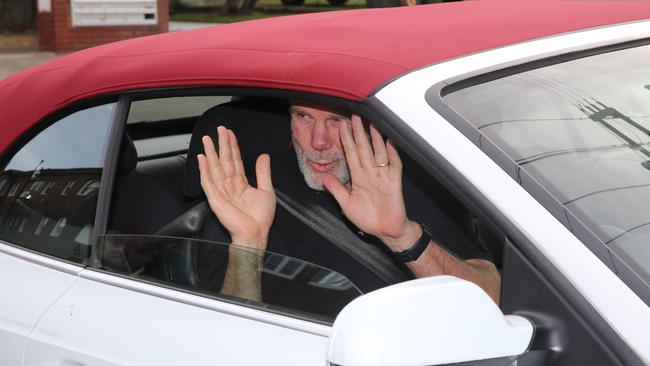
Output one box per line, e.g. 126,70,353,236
326,276,533,366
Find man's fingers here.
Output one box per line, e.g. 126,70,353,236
218,126,235,177
323,175,350,208
369,124,389,168
198,154,227,209
255,154,274,193
387,139,403,174
229,129,246,181
339,119,361,171
202,135,223,182
351,115,374,167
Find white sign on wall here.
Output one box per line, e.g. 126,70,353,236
38,0,52,13
71,0,158,27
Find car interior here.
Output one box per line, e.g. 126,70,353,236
104,94,503,320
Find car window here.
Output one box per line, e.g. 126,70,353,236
99,235,361,323
0,103,115,263
108,94,502,318
440,44,650,302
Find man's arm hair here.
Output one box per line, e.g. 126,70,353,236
406,240,501,304
222,246,265,302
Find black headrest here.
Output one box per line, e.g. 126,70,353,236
183,99,291,199
118,131,138,175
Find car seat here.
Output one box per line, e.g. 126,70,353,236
109,131,189,235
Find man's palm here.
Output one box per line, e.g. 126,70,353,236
209,174,275,246
323,118,411,245
198,127,276,250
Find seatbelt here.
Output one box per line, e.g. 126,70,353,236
275,190,411,286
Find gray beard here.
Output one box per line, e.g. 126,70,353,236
292,137,351,191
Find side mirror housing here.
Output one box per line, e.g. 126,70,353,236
326,276,533,366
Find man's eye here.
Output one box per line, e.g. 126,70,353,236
327,117,345,125
293,112,313,123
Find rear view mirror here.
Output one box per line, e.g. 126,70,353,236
326,276,533,366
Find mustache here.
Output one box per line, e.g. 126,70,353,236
292,137,344,162
300,150,344,162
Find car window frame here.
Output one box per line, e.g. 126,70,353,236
91,88,393,324
90,86,508,324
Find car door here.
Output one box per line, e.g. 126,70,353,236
0,247,81,366
14,95,365,366
22,241,342,366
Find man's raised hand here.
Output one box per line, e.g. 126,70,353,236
322,115,421,252
197,126,276,250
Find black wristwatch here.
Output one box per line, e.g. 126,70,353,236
393,223,432,263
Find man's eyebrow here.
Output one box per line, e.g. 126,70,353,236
326,113,349,120
289,106,308,114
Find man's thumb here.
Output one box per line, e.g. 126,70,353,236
255,154,273,192
323,175,349,206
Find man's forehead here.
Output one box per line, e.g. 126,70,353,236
290,100,351,119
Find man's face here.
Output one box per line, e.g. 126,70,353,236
290,102,351,191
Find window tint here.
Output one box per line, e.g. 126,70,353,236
441,44,650,301
0,103,115,262
99,235,361,323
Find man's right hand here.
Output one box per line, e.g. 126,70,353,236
197,126,276,251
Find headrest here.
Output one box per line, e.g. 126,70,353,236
118,131,138,175
184,99,291,199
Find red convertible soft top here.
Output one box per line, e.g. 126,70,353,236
1,0,650,154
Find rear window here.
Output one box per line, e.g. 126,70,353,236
127,96,232,159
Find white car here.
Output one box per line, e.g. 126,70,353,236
1,1,649,365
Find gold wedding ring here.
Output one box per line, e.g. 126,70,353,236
375,161,390,167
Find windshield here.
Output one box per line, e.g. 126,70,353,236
442,44,650,300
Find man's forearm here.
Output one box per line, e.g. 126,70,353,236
406,241,501,304
381,221,501,304
222,246,265,302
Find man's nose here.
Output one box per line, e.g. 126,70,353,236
311,120,332,151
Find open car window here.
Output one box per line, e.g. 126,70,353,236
99,235,361,323
108,94,502,316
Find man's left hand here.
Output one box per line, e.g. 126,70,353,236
323,115,421,252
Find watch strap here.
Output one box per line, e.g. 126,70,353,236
393,223,432,262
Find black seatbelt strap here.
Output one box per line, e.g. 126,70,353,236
275,190,411,285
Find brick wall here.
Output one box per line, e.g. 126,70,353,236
37,0,169,52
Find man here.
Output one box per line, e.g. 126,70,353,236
196,101,500,303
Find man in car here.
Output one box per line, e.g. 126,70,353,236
196,101,501,303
